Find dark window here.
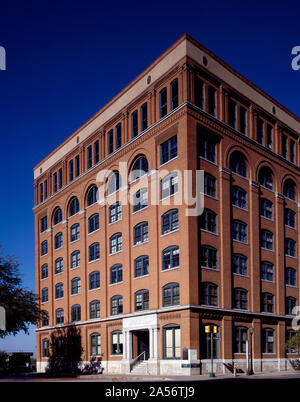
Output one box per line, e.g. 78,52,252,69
135,289,149,311
42,339,49,357
230,152,247,177
55,283,64,299
111,296,123,316
42,311,49,326
71,278,81,295
70,250,80,269
262,329,274,353
232,254,248,276
285,268,296,286
115,123,122,149
194,76,205,109
134,222,148,245
285,238,296,257
69,160,74,182
260,230,273,250
232,186,247,209
58,168,63,189
200,246,218,269
111,330,123,354
260,199,273,219
89,271,100,290
228,99,237,129
69,197,79,217
109,202,122,223
286,297,297,315
54,232,63,249
131,156,148,181
208,86,216,117
285,208,296,228
161,209,178,235
53,172,58,193
261,261,274,282
133,188,148,212
261,293,274,313
41,240,48,256
283,179,296,201
162,283,179,307
282,134,288,159
90,300,100,319
71,304,81,322
267,125,273,150
258,167,273,190
110,233,122,254
134,255,149,277
87,185,98,207
89,242,100,262
41,264,48,279
44,180,48,200
42,287,48,303
290,140,295,163
70,223,80,242
240,107,247,135
40,216,48,233
110,264,123,284
232,220,247,243
56,308,64,325
159,87,167,118
131,110,138,138
160,135,177,165
87,145,92,169
257,118,264,145
201,282,218,306
234,288,248,310
53,208,63,225
88,213,99,233
198,137,216,162
170,79,178,110
140,103,148,131
200,209,217,233
75,155,80,177
108,129,114,154
204,173,217,198
55,257,63,274
234,327,248,354
39,183,43,203
94,141,99,164
162,246,179,270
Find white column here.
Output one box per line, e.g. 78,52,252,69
153,328,159,359
149,329,154,358
127,331,132,360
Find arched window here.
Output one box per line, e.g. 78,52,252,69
262,292,274,313
107,171,121,195
261,261,274,281
131,156,149,182
55,282,64,299
53,208,63,225
135,289,149,311
234,288,248,310
285,268,296,286
109,233,122,254
55,257,63,274
161,209,178,235
134,256,149,277
71,277,81,295
162,246,179,270
258,166,274,190
230,151,248,177
90,333,101,356
70,223,80,242
42,339,49,357
89,300,100,319
89,271,100,290
70,250,80,269
88,214,99,233
134,222,148,245
110,264,123,284
86,185,98,207
71,304,81,322
200,208,217,233
89,242,100,262
200,282,218,306
56,308,64,325
162,283,179,307
283,179,296,201
54,232,63,249
41,264,48,279
69,197,80,217
111,330,123,355
163,324,181,359
41,287,48,303
200,245,218,269
111,295,123,316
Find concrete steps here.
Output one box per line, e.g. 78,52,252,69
130,360,148,375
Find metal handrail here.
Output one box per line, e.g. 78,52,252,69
130,351,146,372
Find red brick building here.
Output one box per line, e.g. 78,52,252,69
34,34,299,375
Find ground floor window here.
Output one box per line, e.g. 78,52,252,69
111,330,123,355
42,338,49,357
163,325,181,359
200,325,220,359
90,333,101,356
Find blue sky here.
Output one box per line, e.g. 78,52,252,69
0,0,299,356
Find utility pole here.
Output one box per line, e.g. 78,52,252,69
205,325,217,378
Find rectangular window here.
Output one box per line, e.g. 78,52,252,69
140,103,148,132
232,221,247,243
204,173,216,198
170,78,178,110
94,140,99,164
44,180,48,200
40,216,48,233
108,129,114,154
228,99,237,129
87,145,92,169
199,137,216,163
58,168,63,189
53,172,58,193
75,155,80,177
161,173,178,199
267,125,273,150
194,76,205,110
240,107,247,135
257,118,264,145
160,87,167,118
208,86,216,117
131,110,138,138
160,135,177,165
290,140,295,163
39,183,43,203
69,160,74,182
115,123,122,149
282,134,288,158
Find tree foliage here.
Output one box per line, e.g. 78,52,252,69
0,246,44,338
285,330,300,353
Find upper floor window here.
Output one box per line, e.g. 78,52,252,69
198,137,216,163
257,118,264,145
286,297,297,315
94,140,99,164
200,282,218,306
111,296,123,316
159,87,167,118
108,129,114,154
135,289,149,311
290,139,296,163
88,213,99,233
40,216,47,233
161,172,178,199
55,282,64,299
56,308,64,325
41,287,48,303
232,220,247,243
110,264,123,284
200,245,218,270
260,230,274,250
58,168,63,189
260,198,273,219
261,292,274,313
53,208,63,225
131,110,138,138
200,209,217,233
109,201,122,223
140,103,148,131
134,222,148,245
285,238,296,257
71,304,81,322
133,188,148,212
69,160,74,182
230,151,247,177
161,209,178,235
69,197,79,217
170,79,178,110
208,86,216,117
261,261,274,282
110,233,122,254
134,255,149,277
115,123,122,150
131,156,148,182
41,240,48,256
70,223,80,242
70,250,80,269
266,124,273,150
162,246,179,270
282,134,288,159
285,267,296,286
89,271,100,290
89,242,100,262
232,186,247,209
107,172,121,195
258,167,273,190
232,254,248,276
42,311,49,327
53,172,58,193
204,173,217,198
75,155,80,177
283,179,296,201
54,232,63,249
55,257,63,274
86,186,98,207
234,288,248,310
71,277,81,295
90,300,100,319
87,145,93,169
162,283,180,307
41,263,48,279
285,208,296,228
160,135,177,165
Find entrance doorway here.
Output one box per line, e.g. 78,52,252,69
136,330,149,360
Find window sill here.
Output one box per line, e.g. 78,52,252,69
232,239,248,245
133,240,149,247
109,250,123,257
88,258,100,264
134,273,150,280
88,229,99,236
89,287,100,292
160,229,179,238
70,238,80,244
108,218,122,226
260,247,274,253
200,229,218,237
161,266,180,273
160,155,178,169
109,281,123,287
132,206,148,215
232,204,248,212
201,266,219,271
